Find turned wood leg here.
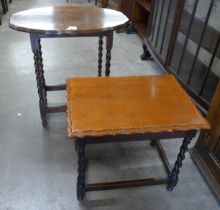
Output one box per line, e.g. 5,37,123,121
140,44,153,61
98,35,103,76
74,140,77,151
30,34,48,127
105,31,113,77
167,132,193,191
77,140,86,201
1,0,7,14
4,0,8,12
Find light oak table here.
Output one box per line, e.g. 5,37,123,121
67,75,210,200
9,6,128,126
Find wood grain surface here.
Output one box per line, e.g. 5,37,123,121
9,6,129,35
67,75,210,138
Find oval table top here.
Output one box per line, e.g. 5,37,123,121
9,6,129,36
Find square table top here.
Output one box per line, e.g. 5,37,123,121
67,75,209,138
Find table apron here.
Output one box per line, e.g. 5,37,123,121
31,31,112,39
76,130,197,145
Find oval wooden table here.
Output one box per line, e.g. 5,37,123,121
9,6,129,126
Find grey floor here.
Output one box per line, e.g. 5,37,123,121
0,0,219,209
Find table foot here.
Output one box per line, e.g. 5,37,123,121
39,96,47,127
140,44,153,61
42,119,47,128
167,186,173,191
167,132,193,190
77,141,86,201
150,140,156,147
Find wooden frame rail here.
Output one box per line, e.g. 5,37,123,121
75,130,197,200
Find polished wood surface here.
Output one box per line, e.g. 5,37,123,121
9,6,129,35
67,75,209,138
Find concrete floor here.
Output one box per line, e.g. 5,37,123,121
0,0,219,209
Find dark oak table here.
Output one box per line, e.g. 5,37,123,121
9,6,129,126
67,75,210,200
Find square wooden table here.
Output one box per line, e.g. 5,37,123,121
67,75,209,200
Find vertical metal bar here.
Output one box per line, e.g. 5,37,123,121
150,0,160,43
160,0,172,54
176,0,199,75
187,0,214,84
165,0,186,66
199,35,220,95
155,0,165,48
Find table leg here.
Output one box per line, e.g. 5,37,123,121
105,31,113,77
98,35,103,76
75,140,78,151
77,140,86,200
3,0,8,12
167,131,194,191
30,34,47,127
140,44,153,61
1,0,7,14
150,139,157,146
